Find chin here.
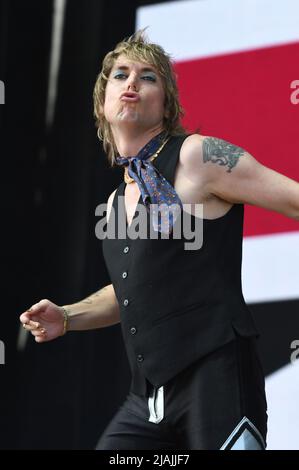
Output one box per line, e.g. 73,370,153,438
118,111,139,122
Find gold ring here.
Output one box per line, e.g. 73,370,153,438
22,323,27,329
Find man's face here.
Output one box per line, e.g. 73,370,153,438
103,54,166,132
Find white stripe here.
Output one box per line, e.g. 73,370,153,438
242,231,299,303
148,386,164,424
136,0,299,61
220,416,265,450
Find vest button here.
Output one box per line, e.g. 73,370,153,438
137,354,144,362
130,326,137,335
123,246,130,254
122,271,128,279
123,299,129,307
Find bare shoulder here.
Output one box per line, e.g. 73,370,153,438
180,133,205,163
181,133,246,164
177,134,237,216
180,133,247,179
179,134,208,186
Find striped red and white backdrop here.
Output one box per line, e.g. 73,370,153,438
137,0,299,450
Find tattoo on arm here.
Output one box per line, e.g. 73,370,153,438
202,137,245,172
81,286,108,305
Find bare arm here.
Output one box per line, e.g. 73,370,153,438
181,134,299,220
19,284,120,342
64,283,120,331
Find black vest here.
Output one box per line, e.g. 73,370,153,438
102,135,258,395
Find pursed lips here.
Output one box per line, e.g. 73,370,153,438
120,92,140,102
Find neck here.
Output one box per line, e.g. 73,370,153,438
112,126,164,157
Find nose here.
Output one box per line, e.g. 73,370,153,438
127,73,138,92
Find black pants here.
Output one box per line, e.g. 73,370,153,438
97,336,268,450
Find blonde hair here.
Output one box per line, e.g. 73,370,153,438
93,29,186,166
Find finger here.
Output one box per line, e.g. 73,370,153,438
28,320,40,328
20,308,39,323
31,328,46,337
22,299,49,318
22,321,41,331
20,313,31,324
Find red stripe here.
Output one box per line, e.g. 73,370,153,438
175,42,299,236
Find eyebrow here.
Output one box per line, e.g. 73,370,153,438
112,65,157,74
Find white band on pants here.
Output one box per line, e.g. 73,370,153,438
148,386,164,424
220,416,266,450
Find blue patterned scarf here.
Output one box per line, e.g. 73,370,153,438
115,132,183,234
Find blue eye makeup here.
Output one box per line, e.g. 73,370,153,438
141,74,156,82
113,71,127,79
112,69,157,82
